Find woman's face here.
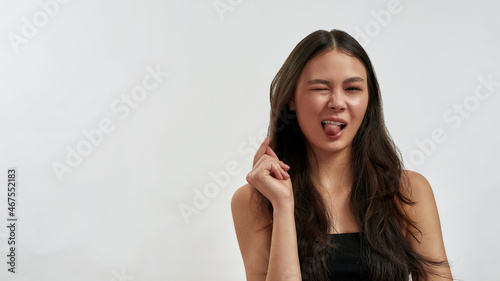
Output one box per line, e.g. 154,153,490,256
290,49,369,156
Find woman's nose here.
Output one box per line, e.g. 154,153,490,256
327,90,346,112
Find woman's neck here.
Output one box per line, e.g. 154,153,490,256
308,145,353,195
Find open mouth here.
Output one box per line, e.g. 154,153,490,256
322,120,346,137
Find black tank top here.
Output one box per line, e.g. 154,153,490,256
327,232,369,281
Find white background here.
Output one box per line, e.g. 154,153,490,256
1,0,499,280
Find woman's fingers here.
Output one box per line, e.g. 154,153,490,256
264,142,290,171
280,161,290,171
270,162,284,180
281,169,290,180
252,137,290,175
272,162,290,180
253,137,270,166
253,154,290,181
265,144,279,159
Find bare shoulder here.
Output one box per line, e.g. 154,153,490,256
231,183,272,236
232,183,256,206
401,171,444,249
402,170,453,278
400,170,439,223
231,183,254,210
401,170,435,202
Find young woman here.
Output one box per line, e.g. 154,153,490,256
231,29,453,281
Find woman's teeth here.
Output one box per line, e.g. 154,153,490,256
322,121,345,126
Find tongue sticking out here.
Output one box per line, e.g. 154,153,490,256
324,123,341,136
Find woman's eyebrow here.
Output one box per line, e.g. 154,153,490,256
307,79,331,85
308,77,365,86
343,76,365,84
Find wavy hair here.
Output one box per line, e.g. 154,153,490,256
259,29,447,281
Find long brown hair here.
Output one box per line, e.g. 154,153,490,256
260,29,447,281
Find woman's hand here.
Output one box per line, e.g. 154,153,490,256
246,137,294,209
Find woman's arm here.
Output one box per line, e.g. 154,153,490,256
404,170,453,280
231,137,302,281
232,184,301,281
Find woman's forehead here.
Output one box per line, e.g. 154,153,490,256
299,49,367,83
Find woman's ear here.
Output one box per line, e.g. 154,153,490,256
288,100,295,111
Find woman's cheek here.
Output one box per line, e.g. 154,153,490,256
348,96,368,113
